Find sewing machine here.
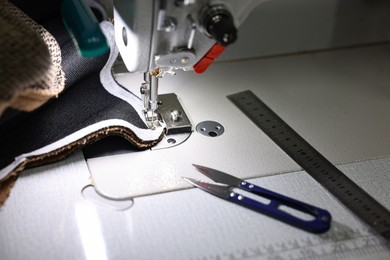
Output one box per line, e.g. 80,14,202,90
112,0,265,128
59,0,267,143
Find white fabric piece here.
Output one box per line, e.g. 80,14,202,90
99,22,147,122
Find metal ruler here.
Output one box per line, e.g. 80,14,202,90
227,90,390,243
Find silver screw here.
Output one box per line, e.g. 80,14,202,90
181,57,189,64
140,83,147,94
171,110,181,121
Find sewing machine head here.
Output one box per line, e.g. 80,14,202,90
113,0,262,125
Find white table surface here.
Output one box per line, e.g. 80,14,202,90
1,45,390,260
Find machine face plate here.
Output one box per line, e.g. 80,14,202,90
228,90,390,242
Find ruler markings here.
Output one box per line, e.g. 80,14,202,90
227,90,390,242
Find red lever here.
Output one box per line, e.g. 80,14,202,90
193,43,226,74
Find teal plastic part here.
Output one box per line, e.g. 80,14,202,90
61,0,109,58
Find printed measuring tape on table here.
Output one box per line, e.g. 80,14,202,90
227,90,390,243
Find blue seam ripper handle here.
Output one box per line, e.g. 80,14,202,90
61,0,109,57
231,181,332,233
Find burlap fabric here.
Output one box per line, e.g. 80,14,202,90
0,0,64,115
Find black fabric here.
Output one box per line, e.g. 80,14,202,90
83,136,139,159
0,68,147,169
10,0,63,23
0,4,148,170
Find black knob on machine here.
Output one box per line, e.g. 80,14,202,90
203,6,237,46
